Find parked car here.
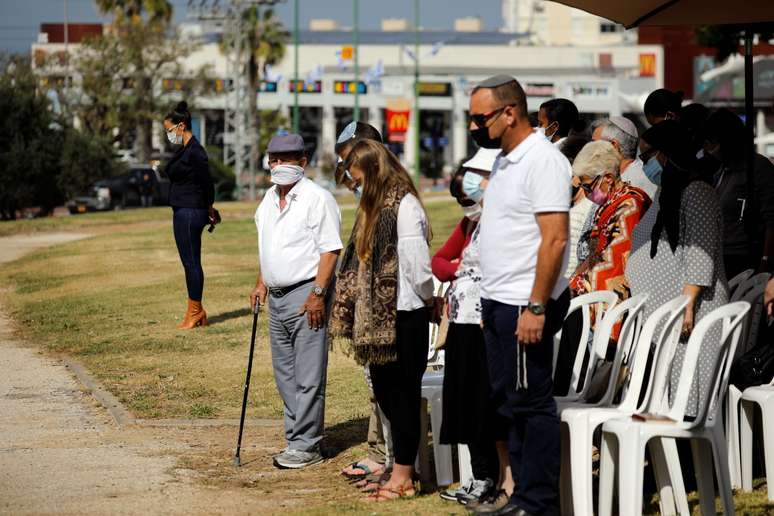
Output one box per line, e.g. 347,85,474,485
66,166,170,214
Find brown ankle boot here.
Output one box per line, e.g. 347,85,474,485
177,299,208,329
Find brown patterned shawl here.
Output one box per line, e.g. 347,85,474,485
328,184,408,366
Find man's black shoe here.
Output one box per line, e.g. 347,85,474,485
491,504,533,516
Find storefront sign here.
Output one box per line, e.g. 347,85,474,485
418,82,452,97
524,83,555,97
334,80,367,94
289,80,322,93
568,83,611,99
386,109,410,143
639,53,657,77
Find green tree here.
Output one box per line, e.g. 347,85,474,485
58,129,124,201
0,55,64,219
88,0,212,162
696,23,774,62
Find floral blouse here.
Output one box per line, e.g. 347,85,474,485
431,219,482,325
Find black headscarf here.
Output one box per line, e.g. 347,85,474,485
640,121,700,257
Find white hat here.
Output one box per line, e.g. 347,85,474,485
463,148,501,173
609,116,638,139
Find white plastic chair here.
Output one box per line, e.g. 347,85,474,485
728,268,754,297
598,301,751,516
725,272,770,488
553,291,620,400
559,295,690,516
739,376,774,502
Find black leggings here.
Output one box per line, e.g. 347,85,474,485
369,309,429,466
173,207,209,301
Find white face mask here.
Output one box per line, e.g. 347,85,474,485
270,164,304,185
462,203,482,221
166,124,182,145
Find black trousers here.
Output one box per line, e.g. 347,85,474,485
481,292,569,515
172,207,209,301
369,308,429,467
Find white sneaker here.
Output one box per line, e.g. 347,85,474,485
439,478,474,502
273,448,324,469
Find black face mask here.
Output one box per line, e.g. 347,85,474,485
470,126,502,149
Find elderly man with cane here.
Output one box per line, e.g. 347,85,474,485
250,133,343,469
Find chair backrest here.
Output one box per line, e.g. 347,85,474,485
588,293,649,407
653,302,750,429
554,290,619,393
729,272,771,358
728,269,754,297
618,295,690,413
426,279,447,368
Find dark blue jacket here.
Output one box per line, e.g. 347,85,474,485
165,136,215,209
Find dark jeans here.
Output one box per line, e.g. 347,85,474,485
369,308,429,466
172,207,209,301
481,292,569,515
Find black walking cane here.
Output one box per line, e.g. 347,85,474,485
234,299,260,467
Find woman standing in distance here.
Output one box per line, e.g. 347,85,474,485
330,139,441,501
163,101,218,329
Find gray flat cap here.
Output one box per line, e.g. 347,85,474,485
476,74,518,88
267,133,305,154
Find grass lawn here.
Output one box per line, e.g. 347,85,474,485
1,198,771,514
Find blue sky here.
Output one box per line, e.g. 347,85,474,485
0,0,503,54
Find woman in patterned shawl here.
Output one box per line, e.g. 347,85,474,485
570,140,651,303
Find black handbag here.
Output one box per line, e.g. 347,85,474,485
730,337,774,391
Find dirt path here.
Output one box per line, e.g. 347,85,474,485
0,233,315,515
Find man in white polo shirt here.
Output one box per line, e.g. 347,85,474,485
469,75,571,516
250,133,343,469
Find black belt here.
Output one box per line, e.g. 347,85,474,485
268,278,315,298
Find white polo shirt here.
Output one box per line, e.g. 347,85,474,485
255,177,343,288
479,132,572,305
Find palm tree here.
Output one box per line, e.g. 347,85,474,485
95,0,172,28
242,6,289,198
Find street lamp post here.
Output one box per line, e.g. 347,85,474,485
353,0,360,122
413,0,420,183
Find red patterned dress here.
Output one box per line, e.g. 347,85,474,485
570,183,651,304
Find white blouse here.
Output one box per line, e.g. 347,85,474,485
397,194,435,311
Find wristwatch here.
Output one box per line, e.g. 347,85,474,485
527,302,546,316
312,285,326,297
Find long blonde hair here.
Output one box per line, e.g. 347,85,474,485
344,139,431,262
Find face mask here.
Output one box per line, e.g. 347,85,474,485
462,172,485,203
353,185,362,201
462,203,482,221
270,164,304,185
470,126,502,149
587,185,609,205
535,126,546,138
166,124,182,145
544,122,558,141
642,156,663,186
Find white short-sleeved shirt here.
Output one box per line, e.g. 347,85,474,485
396,193,435,310
255,177,343,288
621,158,658,202
479,132,572,305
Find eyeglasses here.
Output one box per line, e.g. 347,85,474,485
469,105,513,128
579,175,602,195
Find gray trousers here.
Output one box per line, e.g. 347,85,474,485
268,283,329,452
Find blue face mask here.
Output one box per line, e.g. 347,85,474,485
462,172,485,203
354,185,362,201
642,156,663,186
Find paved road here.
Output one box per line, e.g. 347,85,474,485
0,233,276,515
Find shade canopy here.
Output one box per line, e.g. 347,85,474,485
548,0,774,29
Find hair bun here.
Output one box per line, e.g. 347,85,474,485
176,101,189,113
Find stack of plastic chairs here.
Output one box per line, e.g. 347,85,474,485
739,375,774,502
598,301,750,516
724,271,770,488
559,295,691,516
